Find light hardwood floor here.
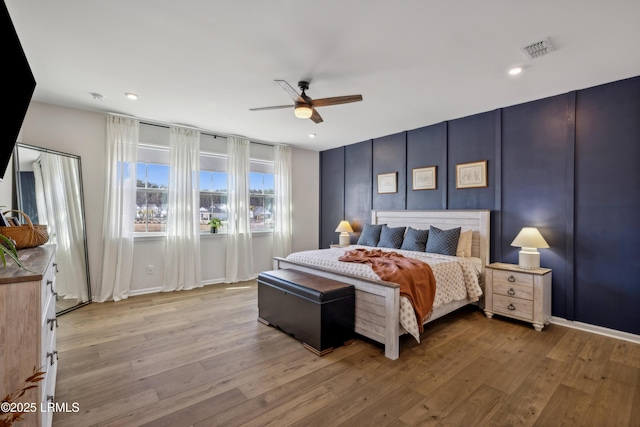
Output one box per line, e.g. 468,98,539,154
53,281,640,426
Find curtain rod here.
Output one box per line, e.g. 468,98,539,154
108,112,277,147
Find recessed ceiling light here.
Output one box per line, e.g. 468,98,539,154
125,92,138,100
309,133,316,138
509,67,523,76
90,92,104,101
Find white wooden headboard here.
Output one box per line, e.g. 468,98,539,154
371,210,490,280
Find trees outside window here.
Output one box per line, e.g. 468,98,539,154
135,145,274,234
249,171,274,231
136,163,169,232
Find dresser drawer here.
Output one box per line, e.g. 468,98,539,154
492,294,533,321
40,329,57,402
40,258,57,318
40,355,57,427
41,294,57,365
493,269,533,288
493,282,533,301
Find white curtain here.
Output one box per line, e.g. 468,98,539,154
225,137,254,282
163,127,201,292
273,144,292,258
96,115,139,302
33,154,89,302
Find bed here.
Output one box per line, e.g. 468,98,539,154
273,209,490,360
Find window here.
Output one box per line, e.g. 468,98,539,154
135,133,276,234
199,170,227,233
135,144,170,233
136,162,169,232
249,171,274,231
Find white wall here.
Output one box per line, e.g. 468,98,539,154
291,147,319,253
0,154,14,212
9,101,319,296
17,102,106,292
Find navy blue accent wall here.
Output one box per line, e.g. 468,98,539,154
447,111,496,210
372,132,407,210
501,94,573,319
448,111,498,261
320,147,345,248
406,123,447,209
319,75,640,335
574,77,640,334
345,140,373,242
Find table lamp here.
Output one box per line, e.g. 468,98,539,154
335,220,354,246
511,227,549,269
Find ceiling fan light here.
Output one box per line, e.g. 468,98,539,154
294,105,313,119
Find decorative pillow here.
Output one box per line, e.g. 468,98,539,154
357,224,384,247
377,225,406,249
426,226,461,256
456,229,473,257
400,227,429,252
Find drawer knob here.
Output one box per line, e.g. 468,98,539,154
53,262,59,273
508,275,516,283
507,288,516,296
53,292,59,301
47,318,58,331
507,304,516,311
47,350,59,366
47,395,54,403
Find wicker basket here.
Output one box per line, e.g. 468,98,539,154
0,210,49,249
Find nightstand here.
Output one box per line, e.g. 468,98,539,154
484,262,552,331
329,244,351,248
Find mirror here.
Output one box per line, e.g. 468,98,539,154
14,143,91,314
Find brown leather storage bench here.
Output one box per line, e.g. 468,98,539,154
257,269,355,356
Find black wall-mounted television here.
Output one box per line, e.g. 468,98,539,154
1,0,36,181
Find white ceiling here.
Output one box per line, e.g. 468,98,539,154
7,1,640,151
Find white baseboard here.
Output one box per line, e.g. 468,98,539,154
550,316,640,345
128,287,163,297
127,279,238,298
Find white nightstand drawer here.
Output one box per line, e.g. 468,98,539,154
493,270,533,288
493,294,533,321
493,282,533,301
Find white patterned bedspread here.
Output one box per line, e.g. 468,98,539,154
285,245,483,342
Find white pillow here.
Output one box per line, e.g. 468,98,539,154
456,229,472,257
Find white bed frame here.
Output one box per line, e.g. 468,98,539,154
273,209,490,360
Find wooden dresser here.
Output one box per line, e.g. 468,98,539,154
484,262,552,331
0,245,57,427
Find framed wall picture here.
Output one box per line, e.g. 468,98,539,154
456,160,488,189
377,172,397,194
412,166,436,190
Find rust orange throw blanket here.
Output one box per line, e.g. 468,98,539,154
338,248,436,332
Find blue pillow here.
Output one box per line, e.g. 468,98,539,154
377,225,406,249
357,224,384,247
400,227,429,252
426,226,461,256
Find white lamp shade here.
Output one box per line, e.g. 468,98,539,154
511,227,549,249
335,220,353,246
335,221,354,233
511,227,549,268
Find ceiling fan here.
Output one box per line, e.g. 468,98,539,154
249,80,363,124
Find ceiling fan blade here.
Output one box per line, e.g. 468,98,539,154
249,104,294,111
310,108,323,124
275,80,304,103
311,95,363,107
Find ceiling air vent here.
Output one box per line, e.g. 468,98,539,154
520,38,555,59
